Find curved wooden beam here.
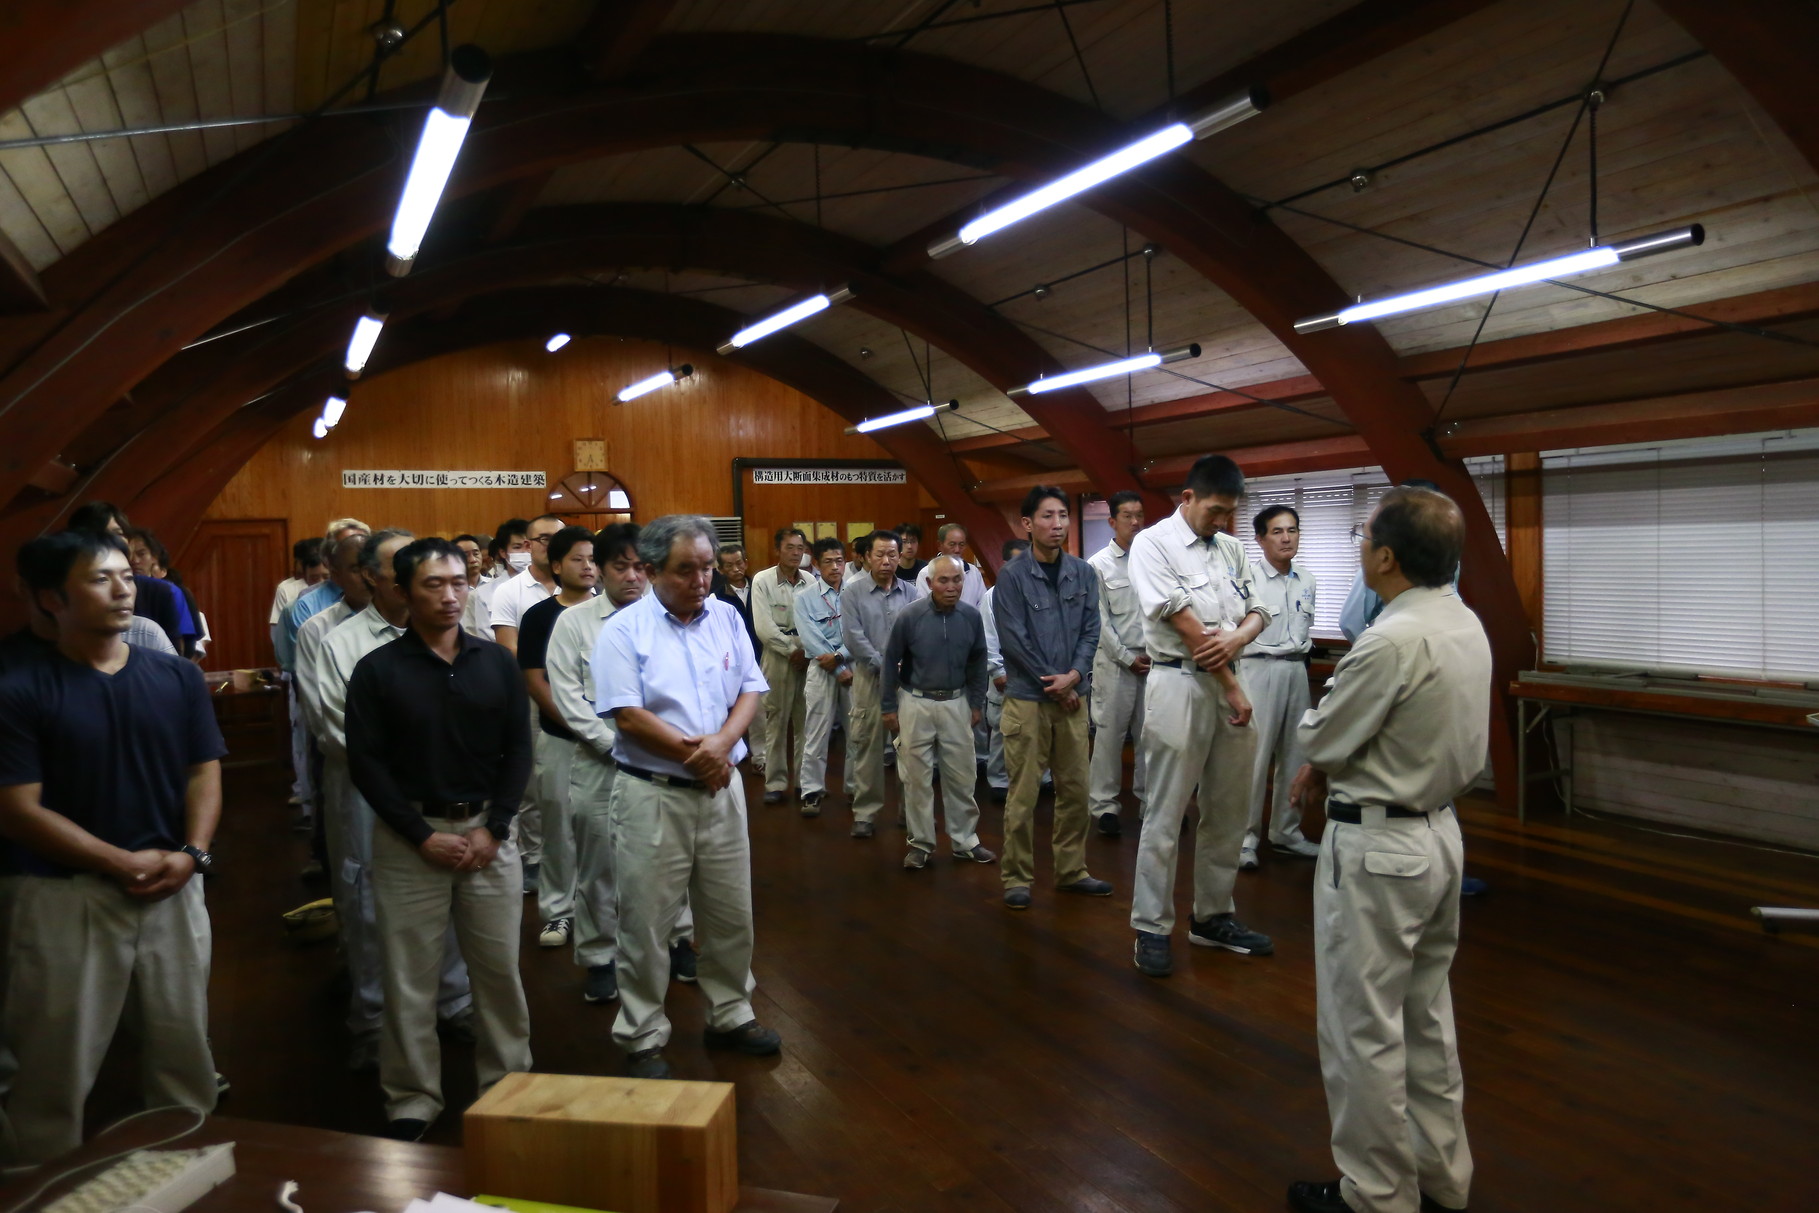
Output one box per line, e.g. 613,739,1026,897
128,285,1016,563
0,0,193,117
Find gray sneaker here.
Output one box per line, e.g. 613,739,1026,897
851,820,875,839
951,844,996,863
1272,837,1321,859
1189,913,1274,956
903,849,929,870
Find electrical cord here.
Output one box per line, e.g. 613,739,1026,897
0,1106,208,1213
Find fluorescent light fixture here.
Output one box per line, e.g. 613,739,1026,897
1008,343,1200,398
385,46,492,277
717,287,854,354
928,88,1265,258
615,363,695,403
343,313,384,377
851,399,960,434
312,416,329,440
1294,225,1705,334
545,333,571,352
322,395,348,428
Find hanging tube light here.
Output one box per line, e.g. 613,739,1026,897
847,400,960,434
312,416,330,440
1006,343,1200,399
927,88,1265,259
1293,225,1705,334
321,395,348,428
545,333,571,352
616,364,695,403
343,311,386,377
385,45,492,277
717,287,856,354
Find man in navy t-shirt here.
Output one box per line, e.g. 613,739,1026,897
0,531,226,1165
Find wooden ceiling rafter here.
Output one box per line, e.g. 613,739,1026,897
0,0,195,117
126,284,1018,564
1648,0,1819,176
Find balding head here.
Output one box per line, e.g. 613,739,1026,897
1367,487,1464,588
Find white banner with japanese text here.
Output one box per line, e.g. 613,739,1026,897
341,470,547,489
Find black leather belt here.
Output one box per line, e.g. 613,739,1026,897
908,687,964,701
414,800,487,817
1151,657,1188,670
1243,651,1310,661
620,763,710,791
1327,800,1444,824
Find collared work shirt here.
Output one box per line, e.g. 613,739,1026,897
751,565,810,660
269,576,307,626
1087,540,1146,669
548,591,630,760
593,593,768,777
794,579,850,666
881,598,988,714
1298,586,1490,813
279,579,343,670
914,559,986,609
841,574,917,673
1128,508,1269,663
1245,561,1316,657
293,599,354,738
993,551,1100,703
317,604,406,760
346,627,533,846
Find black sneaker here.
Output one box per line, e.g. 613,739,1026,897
851,820,875,839
1095,813,1122,838
1287,1180,1350,1213
1003,886,1032,909
583,962,618,1004
988,786,1007,804
1189,913,1274,955
385,1118,430,1142
762,790,786,805
800,791,823,818
669,939,698,983
538,917,572,948
704,1020,782,1055
1058,876,1113,896
625,1048,671,1080
1133,931,1172,977
903,849,929,871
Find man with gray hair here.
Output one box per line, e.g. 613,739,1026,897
1286,487,1488,1213
593,515,778,1080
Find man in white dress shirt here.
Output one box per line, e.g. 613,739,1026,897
913,523,986,608
1241,505,1319,869
1128,455,1272,979
1086,491,1149,837
461,520,527,640
489,514,565,891
1285,487,1488,1213
592,515,779,1080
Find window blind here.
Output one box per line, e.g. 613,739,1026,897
1542,431,1819,680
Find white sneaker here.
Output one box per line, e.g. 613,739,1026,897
1271,837,1321,859
538,917,572,948
1239,841,1260,871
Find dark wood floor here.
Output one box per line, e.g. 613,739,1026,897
91,744,1819,1212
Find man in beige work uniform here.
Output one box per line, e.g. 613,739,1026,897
1285,487,1489,1213
752,528,810,804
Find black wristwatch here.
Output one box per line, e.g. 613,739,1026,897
180,844,214,873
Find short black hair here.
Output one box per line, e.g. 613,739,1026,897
895,523,923,541
490,518,530,556
596,523,641,564
811,536,846,562
717,542,745,560
547,524,596,566
452,533,482,548
864,529,900,555
773,527,808,549
1253,504,1299,535
394,536,466,590
853,533,874,558
1368,487,1464,588
1019,485,1068,518
18,531,127,603
1184,454,1244,499
125,527,172,571
1000,537,1030,561
67,500,128,536
294,537,325,567
1106,490,1143,518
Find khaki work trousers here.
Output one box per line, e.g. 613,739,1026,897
1244,655,1313,845
515,705,543,868
534,730,581,922
847,665,890,824
1088,656,1147,820
897,693,982,854
568,753,692,969
760,650,808,794
798,664,853,799
1315,808,1472,1213
1130,667,1256,936
2,875,216,1164
999,695,1091,890
609,774,756,1052
371,813,530,1124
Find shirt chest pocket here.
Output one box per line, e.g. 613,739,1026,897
1104,577,1130,591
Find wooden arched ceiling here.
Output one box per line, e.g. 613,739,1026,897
125,284,1019,560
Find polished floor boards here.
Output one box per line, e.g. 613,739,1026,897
88,756,1819,1212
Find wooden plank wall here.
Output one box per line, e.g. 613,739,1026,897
204,335,923,554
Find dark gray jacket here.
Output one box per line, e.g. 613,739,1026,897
993,552,1100,702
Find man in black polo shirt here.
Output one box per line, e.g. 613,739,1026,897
0,531,225,1164
346,537,533,1142
516,525,597,950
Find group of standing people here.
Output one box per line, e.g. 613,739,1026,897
0,457,1492,1213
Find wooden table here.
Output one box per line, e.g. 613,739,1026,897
203,671,288,770
0,1114,836,1213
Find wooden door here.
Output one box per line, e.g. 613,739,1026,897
177,519,289,671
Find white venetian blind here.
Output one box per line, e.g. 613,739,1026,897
1542,431,1819,680
1240,459,1505,640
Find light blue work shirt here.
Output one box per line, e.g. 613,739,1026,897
794,579,849,666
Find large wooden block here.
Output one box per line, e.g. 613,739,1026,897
465,1073,738,1213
